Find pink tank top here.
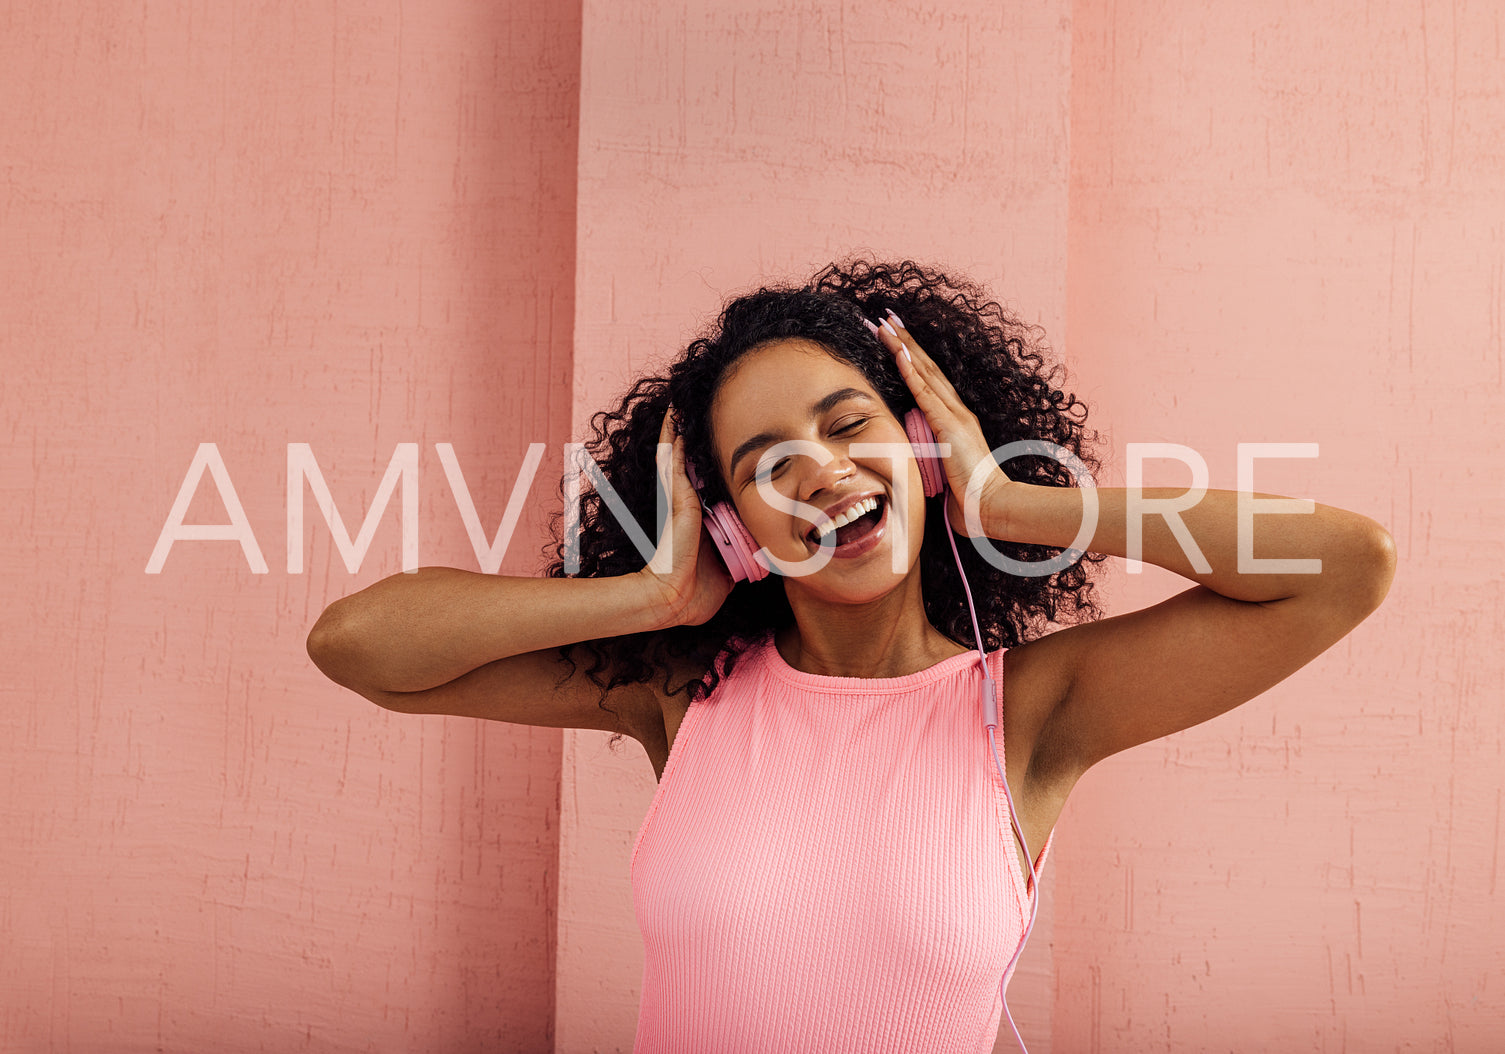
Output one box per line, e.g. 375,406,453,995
630,631,1055,1053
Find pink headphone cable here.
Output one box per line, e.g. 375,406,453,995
942,501,1039,1054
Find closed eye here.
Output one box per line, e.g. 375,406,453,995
755,458,790,485
751,417,871,485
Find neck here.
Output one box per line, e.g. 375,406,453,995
775,567,969,678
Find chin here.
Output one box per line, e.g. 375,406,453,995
784,551,920,606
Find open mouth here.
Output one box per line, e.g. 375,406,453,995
807,495,887,550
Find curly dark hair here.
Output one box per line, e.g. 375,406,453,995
543,257,1111,747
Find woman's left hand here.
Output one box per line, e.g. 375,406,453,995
870,309,1015,537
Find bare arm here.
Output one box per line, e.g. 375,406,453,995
990,483,1396,779
307,567,666,694
304,405,733,737
874,312,1396,786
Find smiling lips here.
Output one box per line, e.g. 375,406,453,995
809,495,882,543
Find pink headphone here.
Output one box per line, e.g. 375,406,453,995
682,407,945,582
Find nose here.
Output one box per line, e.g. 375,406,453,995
795,448,857,503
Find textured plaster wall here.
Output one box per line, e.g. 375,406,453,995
1057,1,1505,1049
1,2,578,1050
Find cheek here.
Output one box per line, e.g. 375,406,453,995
736,487,800,543
909,494,929,553
897,466,929,557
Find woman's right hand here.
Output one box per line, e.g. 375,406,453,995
635,405,736,629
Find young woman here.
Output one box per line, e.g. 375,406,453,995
307,259,1397,1053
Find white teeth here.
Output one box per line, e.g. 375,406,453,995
812,496,879,542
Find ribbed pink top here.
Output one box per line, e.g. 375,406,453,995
630,631,1054,1053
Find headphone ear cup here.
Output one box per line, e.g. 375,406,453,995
699,499,769,583
682,455,768,583
903,409,945,498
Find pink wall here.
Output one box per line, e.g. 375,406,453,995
1,1,577,1050
3,1,1501,1052
1058,2,1505,1049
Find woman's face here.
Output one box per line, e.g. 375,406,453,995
708,338,928,602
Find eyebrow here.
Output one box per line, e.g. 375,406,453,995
725,387,877,481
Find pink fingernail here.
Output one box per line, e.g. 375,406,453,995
862,317,881,337
886,308,906,329
880,319,898,337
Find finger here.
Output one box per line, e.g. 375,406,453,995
878,315,932,380
881,311,935,374
675,440,706,528
869,315,912,364
871,315,968,428
882,309,966,403
657,436,699,562
882,329,991,487
657,405,693,501
876,315,967,422
673,434,691,496
654,433,675,518
873,316,941,413
667,434,692,508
